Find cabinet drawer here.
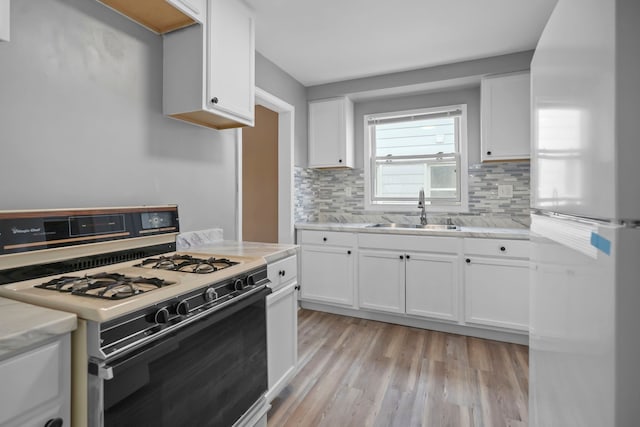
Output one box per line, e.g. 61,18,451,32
299,230,356,247
267,255,298,291
358,233,460,254
464,238,529,259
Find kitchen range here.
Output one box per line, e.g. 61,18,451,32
0,205,271,427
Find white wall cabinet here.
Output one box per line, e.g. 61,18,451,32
0,0,9,42
0,335,71,427
163,0,255,130
481,71,531,161
463,238,529,331
298,230,356,307
97,0,199,34
266,254,298,403
308,97,354,168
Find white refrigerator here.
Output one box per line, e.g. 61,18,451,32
529,0,640,426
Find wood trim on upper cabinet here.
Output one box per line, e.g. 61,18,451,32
98,0,195,34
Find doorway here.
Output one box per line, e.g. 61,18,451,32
242,106,279,243
236,88,295,244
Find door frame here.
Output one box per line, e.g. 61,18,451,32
236,87,295,243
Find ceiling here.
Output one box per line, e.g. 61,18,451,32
246,0,558,87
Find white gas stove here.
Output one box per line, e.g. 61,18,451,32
0,206,270,427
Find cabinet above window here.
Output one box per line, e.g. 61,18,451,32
97,0,204,34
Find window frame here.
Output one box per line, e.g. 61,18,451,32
363,104,469,212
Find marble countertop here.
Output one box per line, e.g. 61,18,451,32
183,240,299,263
295,222,529,240
0,297,77,360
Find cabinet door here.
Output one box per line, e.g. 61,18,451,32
300,246,354,306
464,257,529,331
167,0,206,23
207,0,255,123
308,98,353,168
266,281,298,403
0,0,9,42
481,71,530,161
358,250,405,314
405,252,459,321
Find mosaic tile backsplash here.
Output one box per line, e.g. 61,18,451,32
294,162,530,228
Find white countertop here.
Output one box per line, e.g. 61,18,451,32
185,241,299,263
0,297,77,360
295,222,529,240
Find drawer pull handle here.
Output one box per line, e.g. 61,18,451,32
323,237,327,242
347,250,351,255
500,246,506,252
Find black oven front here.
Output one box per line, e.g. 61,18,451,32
88,287,270,427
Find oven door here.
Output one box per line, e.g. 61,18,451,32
88,287,270,427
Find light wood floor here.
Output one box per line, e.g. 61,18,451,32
267,309,529,427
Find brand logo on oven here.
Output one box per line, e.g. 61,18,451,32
11,227,41,234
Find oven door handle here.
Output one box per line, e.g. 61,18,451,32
92,286,271,380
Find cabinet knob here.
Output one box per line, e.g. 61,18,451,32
500,246,506,252
211,97,219,104
399,255,404,260
406,254,410,260
295,285,300,291
45,419,64,427
323,237,327,242
465,258,471,263
338,159,343,163
347,250,351,255
486,151,492,155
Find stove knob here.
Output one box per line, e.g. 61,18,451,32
204,287,217,302
246,275,255,287
233,278,245,291
176,300,190,316
154,307,170,324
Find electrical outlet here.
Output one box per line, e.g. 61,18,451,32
345,187,352,197
498,184,513,198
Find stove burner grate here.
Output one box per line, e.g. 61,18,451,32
35,272,175,300
135,254,238,274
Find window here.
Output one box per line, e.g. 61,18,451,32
364,104,468,212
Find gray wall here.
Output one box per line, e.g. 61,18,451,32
255,52,308,166
0,0,242,236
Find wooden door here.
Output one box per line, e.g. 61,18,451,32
242,105,278,242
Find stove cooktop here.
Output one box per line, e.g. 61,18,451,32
134,254,238,274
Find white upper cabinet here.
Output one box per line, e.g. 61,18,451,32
206,0,254,124
0,0,9,42
308,97,354,168
163,0,255,130
97,0,199,34
481,71,531,162
167,0,206,24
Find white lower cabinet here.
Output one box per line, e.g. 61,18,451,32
405,252,459,321
266,254,298,403
298,231,356,307
0,334,71,427
357,234,460,320
358,250,405,314
0,0,9,42
463,238,529,331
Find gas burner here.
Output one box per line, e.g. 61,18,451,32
135,254,238,274
35,272,175,300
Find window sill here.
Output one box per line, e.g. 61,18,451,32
365,201,469,213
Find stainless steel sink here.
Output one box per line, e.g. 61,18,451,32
367,223,459,230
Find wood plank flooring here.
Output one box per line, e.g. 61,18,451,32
267,309,529,427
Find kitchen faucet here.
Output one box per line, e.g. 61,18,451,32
418,189,427,225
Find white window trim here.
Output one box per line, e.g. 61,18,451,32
363,104,469,213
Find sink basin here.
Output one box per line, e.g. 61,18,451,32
367,223,459,230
